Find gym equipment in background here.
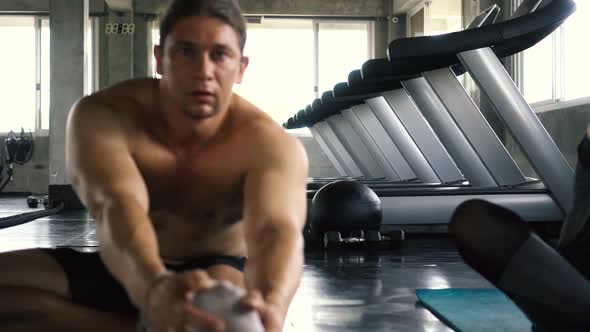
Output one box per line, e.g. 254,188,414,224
292,0,575,229
26,195,49,209
0,201,65,230
308,180,402,249
0,129,35,193
0,129,65,231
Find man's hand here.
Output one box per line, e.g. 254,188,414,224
143,270,226,332
240,290,286,332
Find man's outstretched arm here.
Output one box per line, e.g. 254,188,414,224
66,97,167,308
242,123,309,328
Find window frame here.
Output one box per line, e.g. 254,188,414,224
35,16,44,134
37,16,53,136
89,16,100,96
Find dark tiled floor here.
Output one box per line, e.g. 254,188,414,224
0,197,493,332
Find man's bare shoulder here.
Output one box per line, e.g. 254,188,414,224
91,78,156,112
70,79,156,132
68,94,130,135
231,94,308,168
231,94,295,144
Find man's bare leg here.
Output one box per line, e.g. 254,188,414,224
206,264,245,288
0,287,136,332
0,249,136,332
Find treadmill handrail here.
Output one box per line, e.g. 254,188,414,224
387,0,575,61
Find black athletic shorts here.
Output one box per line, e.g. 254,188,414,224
41,247,247,314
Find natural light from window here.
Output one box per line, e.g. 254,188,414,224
522,33,554,104
152,19,373,136
233,19,315,131
564,0,590,101
151,27,160,78
0,17,36,133
429,0,462,35
317,22,370,94
521,0,590,104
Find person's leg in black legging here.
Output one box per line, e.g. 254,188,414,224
450,200,590,331
450,127,590,330
559,129,590,278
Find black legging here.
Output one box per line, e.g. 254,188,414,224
450,133,590,331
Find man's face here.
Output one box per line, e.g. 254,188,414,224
155,16,248,121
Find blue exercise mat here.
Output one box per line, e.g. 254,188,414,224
416,288,532,332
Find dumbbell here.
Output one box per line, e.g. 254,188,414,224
26,196,49,209
26,196,39,208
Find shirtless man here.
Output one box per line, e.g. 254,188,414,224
0,0,308,331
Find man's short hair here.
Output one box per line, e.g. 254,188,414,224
159,0,247,52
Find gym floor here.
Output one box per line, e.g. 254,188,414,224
0,197,492,332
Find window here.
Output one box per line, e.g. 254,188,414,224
409,8,426,37
517,0,590,105
317,21,373,94
0,16,95,133
408,0,464,86
521,32,555,104
234,18,374,135
0,16,37,133
151,18,374,135
428,0,462,35
408,0,462,37
233,19,315,133
563,0,590,101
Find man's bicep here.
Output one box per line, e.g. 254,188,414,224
242,143,309,234
66,99,148,212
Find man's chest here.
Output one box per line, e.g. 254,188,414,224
132,138,249,223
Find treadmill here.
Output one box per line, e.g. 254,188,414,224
342,1,551,190
293,0,575,225
291,5,503,191
296,1,550,191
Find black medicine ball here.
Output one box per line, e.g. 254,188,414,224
310,180,382,235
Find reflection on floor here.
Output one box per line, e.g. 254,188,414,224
0,197,492,332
